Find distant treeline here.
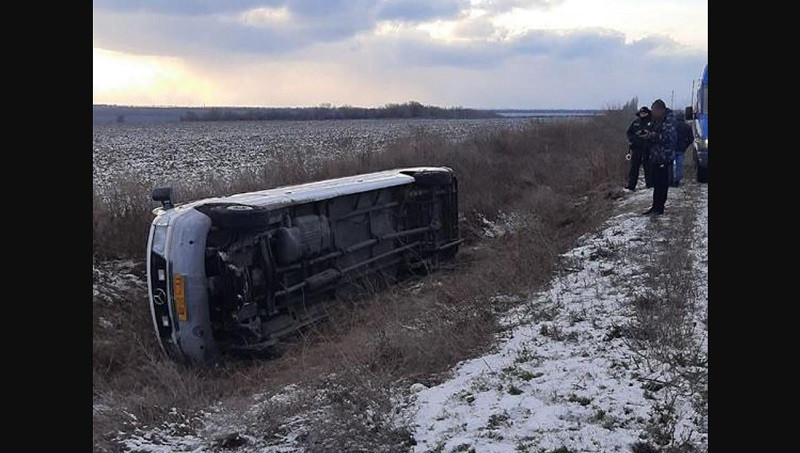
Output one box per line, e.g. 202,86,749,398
93,104,602,125
180,102,498,121
491,109,603,117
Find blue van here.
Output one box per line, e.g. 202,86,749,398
685,64,708,183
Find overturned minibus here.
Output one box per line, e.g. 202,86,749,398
147,167,459,363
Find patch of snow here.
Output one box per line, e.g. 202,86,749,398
406,185,709,452
410,383,428,393
479,211,526,238
408,190,657,452
691,185,709,352
93,259,146,304
117,383,306,452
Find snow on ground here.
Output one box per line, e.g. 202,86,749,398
93,259,148,334
93,259,145,303
691,185,709,354
478,211,525,238
92,118,530,196
118,389,299,453
407,182,708,453
109,181,708,453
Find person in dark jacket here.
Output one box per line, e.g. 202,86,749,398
641,99,676,215
625,107,654,190
670,111,694,187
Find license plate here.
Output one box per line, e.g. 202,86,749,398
173,274,188,321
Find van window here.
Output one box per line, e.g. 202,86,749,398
701,84,708,115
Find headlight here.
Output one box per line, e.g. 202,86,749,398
701,139,708,148
151,225,168,256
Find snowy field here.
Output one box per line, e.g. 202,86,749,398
111,180,707,453
92,118,529,194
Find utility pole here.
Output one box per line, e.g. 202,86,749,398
670,90,674,109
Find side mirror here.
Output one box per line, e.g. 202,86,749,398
684,106,694,120
152,187,174,210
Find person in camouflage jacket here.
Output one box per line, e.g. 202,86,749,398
641,99,676,215
647,107,677,166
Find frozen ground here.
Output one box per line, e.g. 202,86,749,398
408,182,708,452
108,181,708,452
93,260,145,303
93,118,529,195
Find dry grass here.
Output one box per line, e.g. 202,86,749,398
93,106,636,451
93,109,630,260
620,189,708,452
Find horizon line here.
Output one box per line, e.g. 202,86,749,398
93,103,605,111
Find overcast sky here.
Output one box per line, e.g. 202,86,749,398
93,0,707,109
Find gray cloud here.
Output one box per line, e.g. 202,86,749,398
91,0,601,61
93,11,307,56
298,38,705,108
93,0,274,15
303,26,706,108
481,0,565,12
512,29,627,58
365,49,704,109
452,16,499,39
93,1,380,57
362,27,690,71
93,0,470,58
93,0,466,22
376,0,468,21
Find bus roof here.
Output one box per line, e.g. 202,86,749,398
169,167,450,213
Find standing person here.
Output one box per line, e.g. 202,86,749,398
641,99,677,215
625,107,654,191
670,111,694,187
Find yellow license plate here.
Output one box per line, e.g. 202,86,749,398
173,274,188,321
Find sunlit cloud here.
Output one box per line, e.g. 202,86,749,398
93,48,217,106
